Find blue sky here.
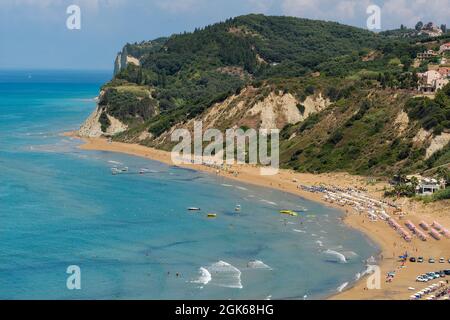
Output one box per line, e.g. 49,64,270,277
0,0,449,70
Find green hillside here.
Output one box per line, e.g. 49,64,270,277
89,14,450,177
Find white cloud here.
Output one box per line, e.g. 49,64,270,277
155,0,206,13
2,0,449,28
382,0,450,26
1,0,126,11
281,0,450,29
281,0,371,21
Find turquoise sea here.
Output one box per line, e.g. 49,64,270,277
0,70,378,299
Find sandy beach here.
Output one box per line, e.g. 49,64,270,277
67,133,450,300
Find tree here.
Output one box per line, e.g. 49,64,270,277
410,176,419,190
436,167,450,186
415,21,423,31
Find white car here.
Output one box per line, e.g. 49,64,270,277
416,276,426,282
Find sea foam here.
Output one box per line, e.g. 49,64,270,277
247,260,272,270
323,249,347,263
191,267,212,288
260,199,277,206
337,282,349,292
194,261,243,289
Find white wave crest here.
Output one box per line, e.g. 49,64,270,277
341,251,359,261
260,199,277,206
196,261,243,289
221,184,233,187
247,260,272,270
108,160,123,165
191,267,212,287
337,282,349,292
323,249,347,263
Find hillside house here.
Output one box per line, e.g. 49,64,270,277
416,177,445,195
404,175,445,195
417,50,438,60
418,70,449,93
439,42,450,54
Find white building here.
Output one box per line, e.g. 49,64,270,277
418,70,448,93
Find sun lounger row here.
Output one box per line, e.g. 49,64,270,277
405,220,428,241
432,221,450,238
388,218,412,242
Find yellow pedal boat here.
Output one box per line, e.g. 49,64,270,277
279,210,298,217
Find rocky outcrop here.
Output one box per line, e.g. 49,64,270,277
78,106,104,138
426,132,450,159
148,87,330,148
78,106,128,138
394,110,410,135
114,46,141,76
78,92,128,138
411,128,450,159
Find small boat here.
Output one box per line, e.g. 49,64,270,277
279,210,298,217
235,205,241,212
188,207,201,211
207,213,217,218
121,167,129,172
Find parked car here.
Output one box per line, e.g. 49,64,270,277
444,270,450,276
440,258,445,263
416,276,426,282
410,257,416,263
418,257,424,263
429,258,436,264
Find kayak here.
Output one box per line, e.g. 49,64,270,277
207,213,217,218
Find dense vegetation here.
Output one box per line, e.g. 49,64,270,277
113,14,403,136
95,14,450,177
405,84,450,135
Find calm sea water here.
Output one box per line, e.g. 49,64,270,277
0,70,378,300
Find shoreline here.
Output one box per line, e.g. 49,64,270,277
65,132,450,300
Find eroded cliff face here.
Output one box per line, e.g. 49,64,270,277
78,91,128,138
78,106,128,138
140,86,331,149
114,46,141,76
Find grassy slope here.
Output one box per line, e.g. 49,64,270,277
98,14,450,176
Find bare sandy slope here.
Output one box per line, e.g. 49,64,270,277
66,133,450,300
